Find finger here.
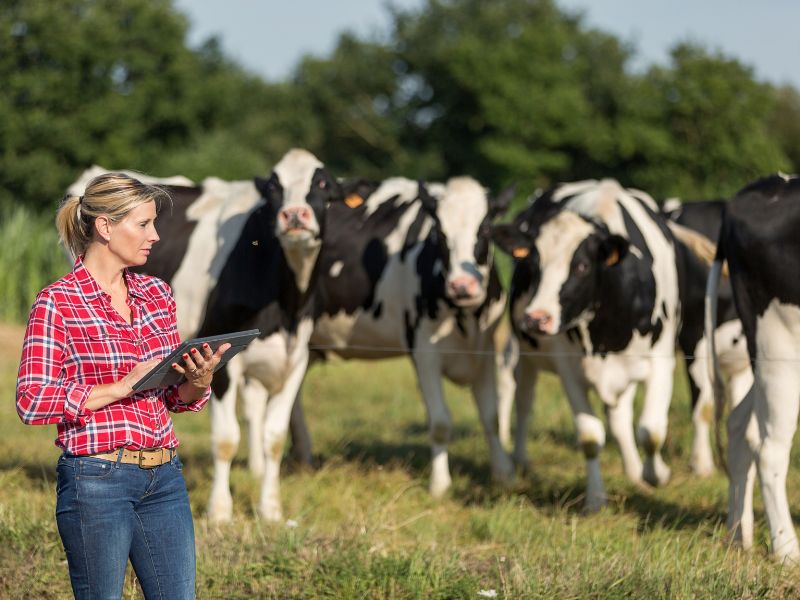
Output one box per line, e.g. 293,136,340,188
171,361,187,375
214,343,232,359
201,343,214,359
189,347,206,368
181,352,199,372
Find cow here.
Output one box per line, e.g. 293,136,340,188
67,149,351,523
492,179,683,512
707,173,800,562
278,176,516,499
662,199,752,476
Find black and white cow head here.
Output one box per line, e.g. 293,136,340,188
418,177,514,308
494,209,629,335
254,148,343,292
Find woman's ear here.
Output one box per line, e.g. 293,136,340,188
94,215,112,242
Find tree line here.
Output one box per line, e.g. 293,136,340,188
1,0,798,214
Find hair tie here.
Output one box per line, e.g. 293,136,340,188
78,195,84,204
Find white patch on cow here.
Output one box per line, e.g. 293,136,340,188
171,178,262,338
329,260,344,278
273,149,322,213
436,177,491,305
272,149,327,291
520,211,595,333
282,237,322,293
581,332,652,406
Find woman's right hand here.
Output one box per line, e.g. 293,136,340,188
116,358,161,398
85,358,161,411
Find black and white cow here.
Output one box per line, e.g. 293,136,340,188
493,179,682,511
281,176,516,498
68,149,351,523
662,200,752,476
707,173,800,562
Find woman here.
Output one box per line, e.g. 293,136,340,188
16,172,229,599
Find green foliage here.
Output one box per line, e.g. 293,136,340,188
0,204,70,322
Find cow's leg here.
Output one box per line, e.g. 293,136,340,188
243,377,267,477
687,353,715,477
413,352,453,498
511,357,538,471
496,337,518,450
288,389,314,467
258,350,310,522
470,352,514,486
560,373,607,512
754,355,800,563
208,359,243,523
639,353,675,487
726,381,758,550
606,383,643,483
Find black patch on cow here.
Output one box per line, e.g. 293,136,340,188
404,309,416,351
316,192,420,318
372,301,383,319
198,199,312,341
720,174,800,362
132,185,202,283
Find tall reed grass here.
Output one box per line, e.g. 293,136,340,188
0,203,70,323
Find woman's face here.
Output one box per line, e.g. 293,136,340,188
107,201,160,267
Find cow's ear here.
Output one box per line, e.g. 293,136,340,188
599,234,629,267
489,184,517,219
340,178,377,208
418,181,438,216
254,174,279,198
492,223,532,259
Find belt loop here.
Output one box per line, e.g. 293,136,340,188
115,447,125,468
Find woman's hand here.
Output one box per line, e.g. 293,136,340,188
174,342,231,402
85,358,161,411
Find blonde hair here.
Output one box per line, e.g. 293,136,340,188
56,172,171,258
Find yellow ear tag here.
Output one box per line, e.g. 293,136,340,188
345,194,364,209
512,247,530,259
604,248,619,267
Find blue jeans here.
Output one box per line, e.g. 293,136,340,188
56,452,196,600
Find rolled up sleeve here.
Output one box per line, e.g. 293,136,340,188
16,293,94,427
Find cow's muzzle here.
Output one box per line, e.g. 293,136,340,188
521,309,555,335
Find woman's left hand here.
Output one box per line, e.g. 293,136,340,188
172,342,232,391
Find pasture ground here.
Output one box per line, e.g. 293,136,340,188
2,321,800,598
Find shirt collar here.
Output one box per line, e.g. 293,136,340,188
72,256,107,302
72,256,152,303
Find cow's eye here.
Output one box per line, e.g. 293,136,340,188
575,261,590,275
318,180,327,189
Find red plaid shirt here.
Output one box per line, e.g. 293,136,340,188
16,257,210,455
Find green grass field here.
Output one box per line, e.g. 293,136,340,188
2,322,800,599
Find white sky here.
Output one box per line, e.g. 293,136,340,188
173,0,800,88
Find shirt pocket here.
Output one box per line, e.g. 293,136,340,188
140,305,178,361
70,323,133,379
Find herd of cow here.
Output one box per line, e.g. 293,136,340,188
68,150,800,562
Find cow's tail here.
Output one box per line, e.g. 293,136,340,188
667,221,728,277
704,238,729,475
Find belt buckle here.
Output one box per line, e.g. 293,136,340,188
138,448,158,469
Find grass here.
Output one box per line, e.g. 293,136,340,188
2,321,800,598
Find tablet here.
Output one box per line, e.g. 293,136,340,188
132,329,261,392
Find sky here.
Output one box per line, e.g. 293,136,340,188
173,0,800,89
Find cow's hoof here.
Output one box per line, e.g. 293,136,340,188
259,499,284,523
642,457,671,487
689,455,715,478
492,453,515,484
583,494,607,514
207,497,233,523
429,475,452,499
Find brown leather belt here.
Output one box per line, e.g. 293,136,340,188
89,447,176,469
